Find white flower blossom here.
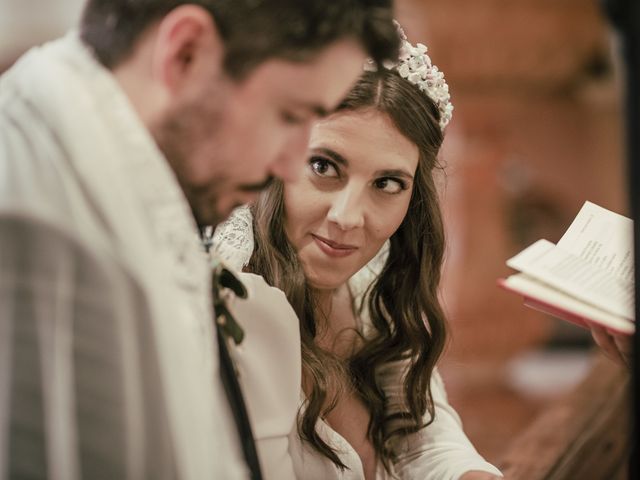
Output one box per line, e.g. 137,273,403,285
397,63,411,78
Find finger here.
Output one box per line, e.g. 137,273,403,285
590,324,626,366
611,333,632,367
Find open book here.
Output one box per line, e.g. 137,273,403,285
498,201,635,335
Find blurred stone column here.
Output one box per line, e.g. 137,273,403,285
397,0,625,459
398,0,624,368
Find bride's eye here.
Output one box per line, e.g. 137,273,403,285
310,157,339,178
373,177,407,194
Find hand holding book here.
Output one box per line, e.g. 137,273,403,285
590,323,631,367
499,201,635,336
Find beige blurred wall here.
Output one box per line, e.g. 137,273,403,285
395,0,625,365
0,0,84,67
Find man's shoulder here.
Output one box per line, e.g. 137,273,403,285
0,101,118,258
0,35,113,224
0,135,100,259
0,85,73,217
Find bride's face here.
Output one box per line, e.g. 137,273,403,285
283,108,419,290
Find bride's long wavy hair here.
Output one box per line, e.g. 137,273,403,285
248,68,447,472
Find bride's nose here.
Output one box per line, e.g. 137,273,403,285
326,185,365,230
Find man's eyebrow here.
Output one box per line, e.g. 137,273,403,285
311,147,348,166
291,101,330,118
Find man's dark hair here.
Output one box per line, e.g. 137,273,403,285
80,0,400,79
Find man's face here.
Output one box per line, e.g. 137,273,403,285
154,39,366,227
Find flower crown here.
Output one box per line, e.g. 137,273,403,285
367,22,453,130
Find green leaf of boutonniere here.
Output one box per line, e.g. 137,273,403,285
215,302,245,345
211,260,248,345
218,268,248,299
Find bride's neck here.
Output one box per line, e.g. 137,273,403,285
312,283,349,324
312,283,360,358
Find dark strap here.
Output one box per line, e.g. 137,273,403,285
201,233,261,479
216,320,263,480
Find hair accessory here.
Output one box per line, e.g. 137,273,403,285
366,22,453,130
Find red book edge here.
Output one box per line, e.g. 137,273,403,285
497,278,634,336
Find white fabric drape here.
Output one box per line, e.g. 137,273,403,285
0,33,246,479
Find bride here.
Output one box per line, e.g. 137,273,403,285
213,25,502,480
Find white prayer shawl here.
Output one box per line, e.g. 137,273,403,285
0,33,246,479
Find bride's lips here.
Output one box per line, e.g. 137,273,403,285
311,234,358,258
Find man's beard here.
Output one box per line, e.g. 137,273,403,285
150,83,276,229
238,175,275,193
183,181,227,228
151,90,229,228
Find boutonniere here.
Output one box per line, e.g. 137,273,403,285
211,258,248,345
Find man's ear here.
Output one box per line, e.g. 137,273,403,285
151,5,225,95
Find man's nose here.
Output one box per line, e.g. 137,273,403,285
271,123,313,183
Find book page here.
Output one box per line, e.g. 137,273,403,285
506,239,634,320
500,274,634,334
557,201,633,284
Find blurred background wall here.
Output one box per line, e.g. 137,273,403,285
0,0,84,69
395,0,626,463
0,0,626,467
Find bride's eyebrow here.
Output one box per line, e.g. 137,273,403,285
375,169,414,180
310,147,348,167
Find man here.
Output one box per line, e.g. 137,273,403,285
0,1,399,478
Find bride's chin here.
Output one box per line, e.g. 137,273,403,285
304,270,349,292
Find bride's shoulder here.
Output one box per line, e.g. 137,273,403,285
211,205,254,270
